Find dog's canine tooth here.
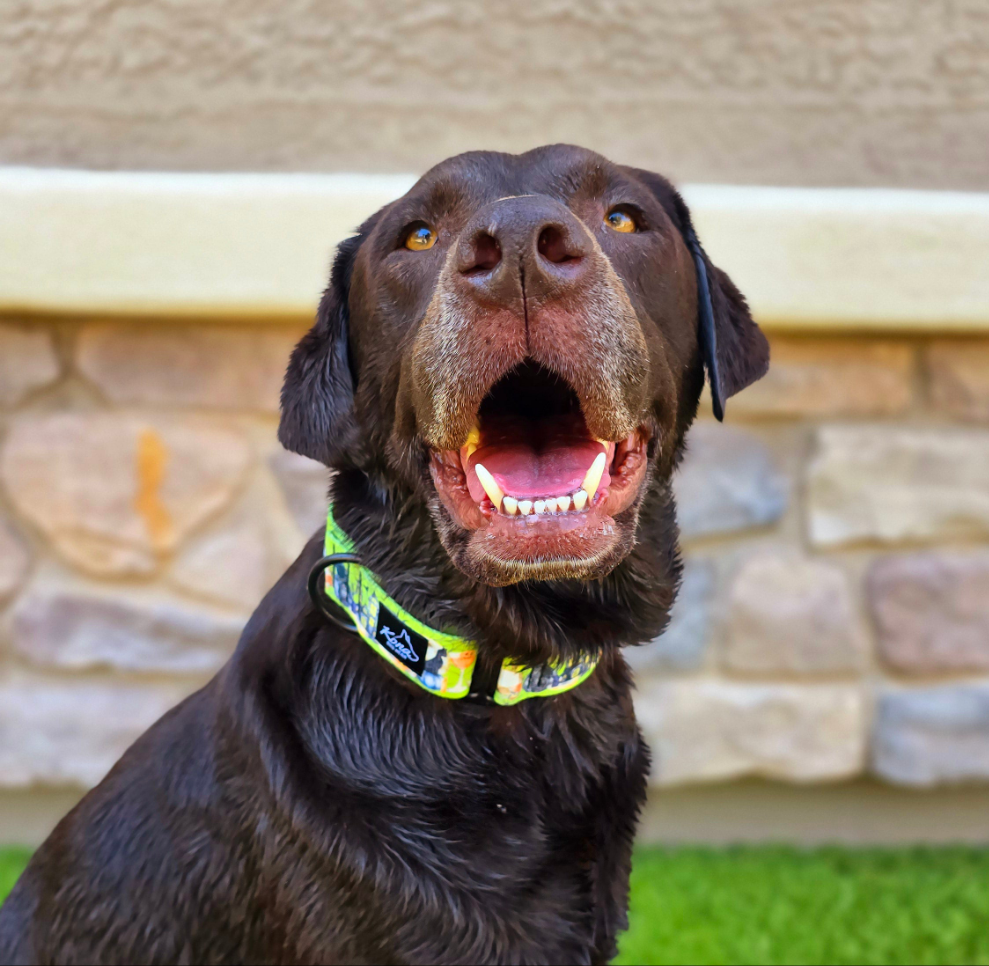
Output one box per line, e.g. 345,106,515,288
533,500,546,514
502,495,518,515
572,489,588,511
581,452,606,501
556,494,571,513
544,498,558,513
463,423,481,461
474,462,504,511
518,500,533,515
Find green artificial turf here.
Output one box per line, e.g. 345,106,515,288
616,846,989,966
2,845,988,964
0,848,31,910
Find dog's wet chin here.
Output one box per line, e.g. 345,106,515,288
429,462,648,586
426,363,651,586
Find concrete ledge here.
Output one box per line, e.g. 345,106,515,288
639,779,989,846
4,782,988,847
1,168,988,330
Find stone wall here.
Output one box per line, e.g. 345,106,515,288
2,320,989,822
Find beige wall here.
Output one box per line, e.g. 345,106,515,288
2,0,988,189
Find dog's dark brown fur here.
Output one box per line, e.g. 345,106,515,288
0,145,767,965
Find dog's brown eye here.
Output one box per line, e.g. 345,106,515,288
605,209,637,233
404,225,437,251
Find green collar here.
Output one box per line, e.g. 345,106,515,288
307,505,598,706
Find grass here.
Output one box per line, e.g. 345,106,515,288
0,848,31,910
2,845,988,963
616,846,989,965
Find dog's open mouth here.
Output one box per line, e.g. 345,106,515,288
429,362,650,572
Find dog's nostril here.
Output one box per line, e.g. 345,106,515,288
537,225,579,265
463,231,502,276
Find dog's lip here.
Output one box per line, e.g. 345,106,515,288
461,412,620,508
428,426,649,537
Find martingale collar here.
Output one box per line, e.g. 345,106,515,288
307,505,598,706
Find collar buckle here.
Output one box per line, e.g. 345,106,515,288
307,554,363,633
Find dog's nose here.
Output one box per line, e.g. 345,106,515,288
455,196,593,302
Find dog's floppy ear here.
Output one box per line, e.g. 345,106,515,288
629,168,769,420
278,232,365,464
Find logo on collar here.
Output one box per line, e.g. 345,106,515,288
375,605,427,675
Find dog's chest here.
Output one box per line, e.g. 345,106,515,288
283,643,639,962
305,774,600,964
293,698,622,961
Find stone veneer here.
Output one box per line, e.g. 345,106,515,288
2,320,989,795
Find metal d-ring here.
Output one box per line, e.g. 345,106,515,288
307,553,362,633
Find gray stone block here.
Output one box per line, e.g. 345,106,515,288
0,672,195,788
12,579,244,674
868,551,989,673
674,423,788,539
873,684,989,786
626,560,714,674
268,448,330,538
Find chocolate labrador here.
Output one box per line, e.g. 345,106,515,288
0,145,768,965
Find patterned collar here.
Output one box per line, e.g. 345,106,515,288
307,505,598,706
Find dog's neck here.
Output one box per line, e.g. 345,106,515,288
328,467,680,666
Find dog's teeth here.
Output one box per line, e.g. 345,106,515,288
572,489,588,511
544,498,558,513
518,500,533,515
474,462,504,511
502,495,518,515
464,423,481,461
556,495,571,513
581,452,607,501
533,500,546,514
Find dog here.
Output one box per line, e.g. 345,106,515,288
0,144,768,965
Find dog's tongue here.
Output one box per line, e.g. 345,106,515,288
463,414,610,502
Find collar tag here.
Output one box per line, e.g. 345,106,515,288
314,504,598,704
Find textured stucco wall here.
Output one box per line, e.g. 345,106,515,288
2,0,988,188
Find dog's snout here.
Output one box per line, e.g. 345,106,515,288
456,196,592,298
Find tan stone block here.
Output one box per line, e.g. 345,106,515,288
807,426,989,547
77,323,305,413
0,516,31,601
0,671,194,788
725,552,868,675
868,552,989,674
0,324,60,406
0,413,251,575
636,679,866,786
726,338,914,418
927,340,989,422
170,512,275,611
